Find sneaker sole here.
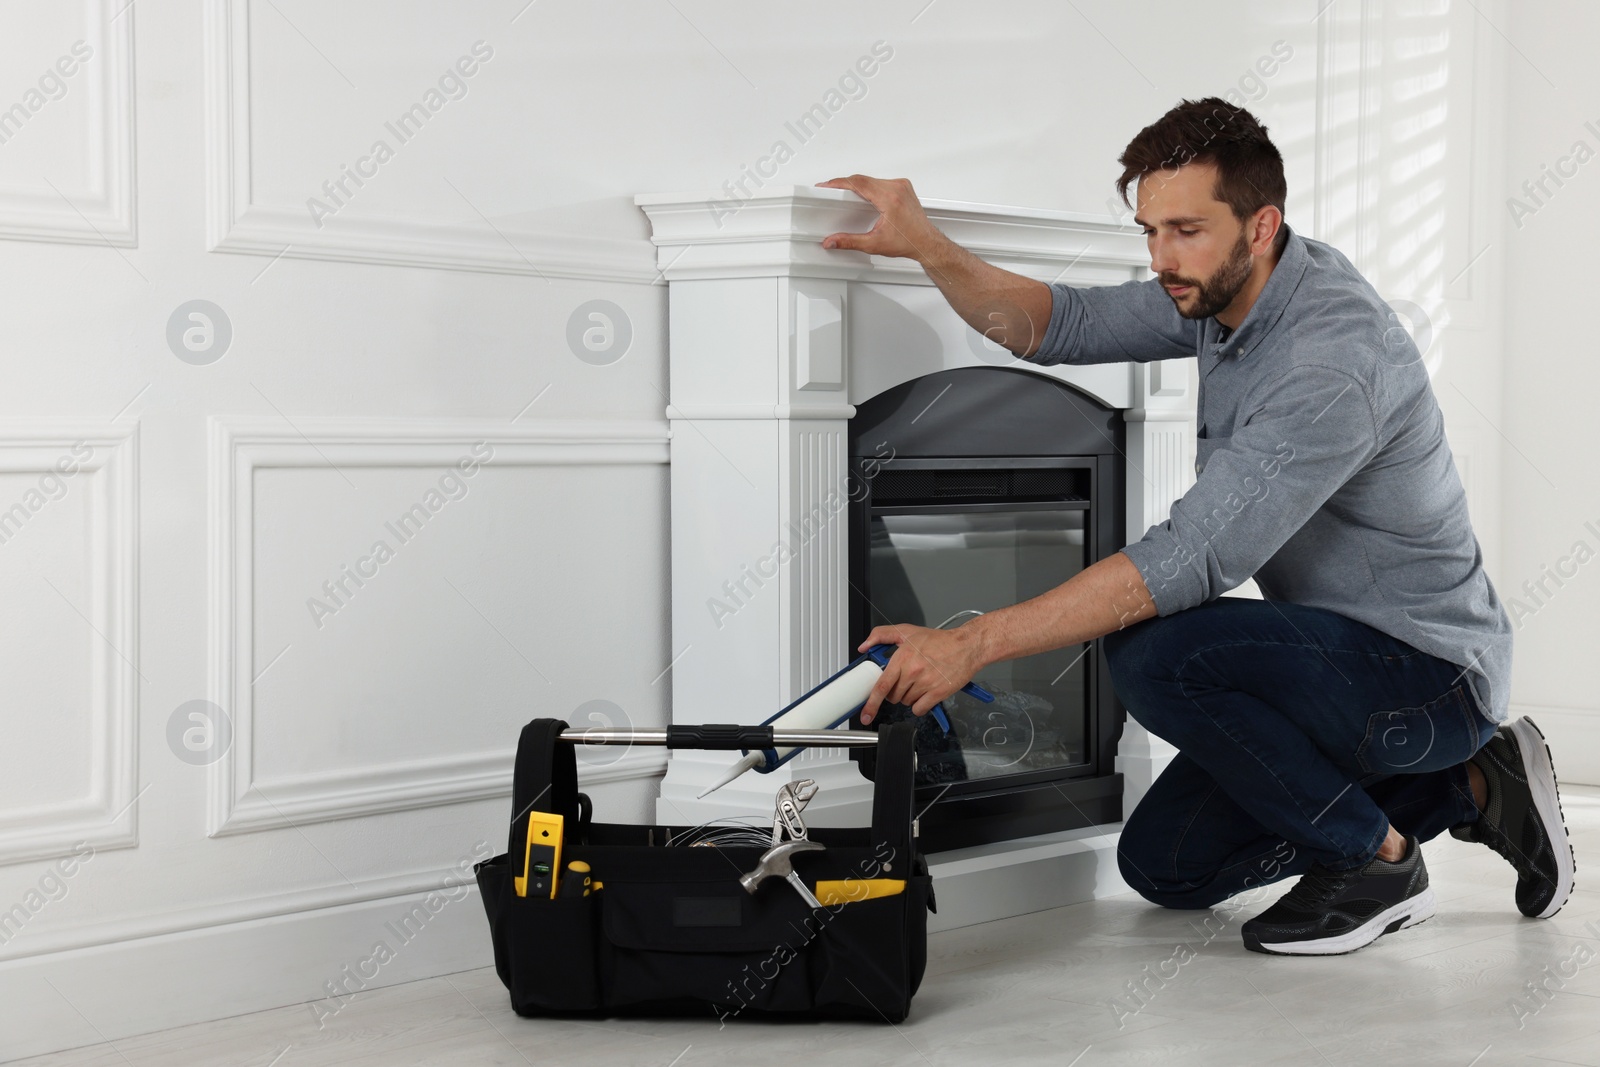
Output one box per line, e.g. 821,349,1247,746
1509,716,1576,919
1243,887,1436,956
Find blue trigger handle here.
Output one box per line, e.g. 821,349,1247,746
862,643,994,734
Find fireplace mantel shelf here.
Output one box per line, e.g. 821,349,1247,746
634,185,1150,284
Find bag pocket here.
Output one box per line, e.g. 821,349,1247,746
498,882,602,1013
809,892,913,1021
1356,683,1481,775
474,855,515,993
598,880,817,1015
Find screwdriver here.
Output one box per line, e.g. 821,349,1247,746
557,860,593,899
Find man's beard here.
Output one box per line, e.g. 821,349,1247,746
1160,230,1254,320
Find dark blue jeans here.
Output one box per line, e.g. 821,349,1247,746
1102,597,1498,910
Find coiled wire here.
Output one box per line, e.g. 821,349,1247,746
664,816,775,848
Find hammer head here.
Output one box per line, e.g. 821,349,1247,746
739,838,825,894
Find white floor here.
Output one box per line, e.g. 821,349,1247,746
14,786,1600,1067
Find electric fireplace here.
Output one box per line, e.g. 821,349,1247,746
634,185,1194,926
847,366,1126,851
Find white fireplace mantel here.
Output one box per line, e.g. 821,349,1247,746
634,185,1193,929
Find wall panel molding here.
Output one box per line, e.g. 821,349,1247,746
206,416,669,836
0,0,136,247
201,0,654,282
0,422,138,866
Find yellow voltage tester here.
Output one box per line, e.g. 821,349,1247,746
513,811,565,899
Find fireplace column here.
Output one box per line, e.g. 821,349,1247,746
648,272,876,825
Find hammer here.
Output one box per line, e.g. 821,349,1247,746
740,839,825,909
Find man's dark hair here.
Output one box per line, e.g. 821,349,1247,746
1117,97,1288,252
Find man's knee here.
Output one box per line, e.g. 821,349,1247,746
1116,838,1230,910
1103,618,1163,696
1101,619,1142,664
1117,810,1231,911
1104,601,1247,689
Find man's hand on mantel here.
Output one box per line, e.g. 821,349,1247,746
815,175,952,265
856,622,987,725
816,174,1053,358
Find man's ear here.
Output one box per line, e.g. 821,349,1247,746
1251,205,1283,256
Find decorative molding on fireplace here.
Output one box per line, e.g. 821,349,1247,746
783,426,849,717
636,185,1148,285
639,186,1192,921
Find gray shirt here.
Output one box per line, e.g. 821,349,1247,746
1030,225,1513,724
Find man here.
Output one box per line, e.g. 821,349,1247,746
817,97,1575,955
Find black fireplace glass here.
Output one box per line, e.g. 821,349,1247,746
866,505,1091,785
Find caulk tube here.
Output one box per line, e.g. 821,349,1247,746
756,658,885,767
700,645,993,797
696,658,882,798
753,644,991,770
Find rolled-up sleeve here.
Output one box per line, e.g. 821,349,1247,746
1030,277,1197,366
1120,364,1380,615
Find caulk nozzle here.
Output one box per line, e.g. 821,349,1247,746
697,753,762,799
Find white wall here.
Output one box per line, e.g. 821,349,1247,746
0,0,1513,1057
1500,2,1600,782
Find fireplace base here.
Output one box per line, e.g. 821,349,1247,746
927,821,1130,933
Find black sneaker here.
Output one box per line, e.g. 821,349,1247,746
1241,835,1434,955
1449,716,1575,918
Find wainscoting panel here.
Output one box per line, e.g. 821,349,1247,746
0,0,135,247
202,0,652,282
207,417,669,835
0,423,138,867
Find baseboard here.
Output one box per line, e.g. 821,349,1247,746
1513,703,1600,786
0,882,493,1063
925,822,1129,933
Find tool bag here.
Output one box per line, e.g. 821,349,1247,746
473,718,934,1022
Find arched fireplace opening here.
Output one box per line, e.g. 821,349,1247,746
847,366,1129,852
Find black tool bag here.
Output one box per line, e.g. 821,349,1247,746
474,719,934,1022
